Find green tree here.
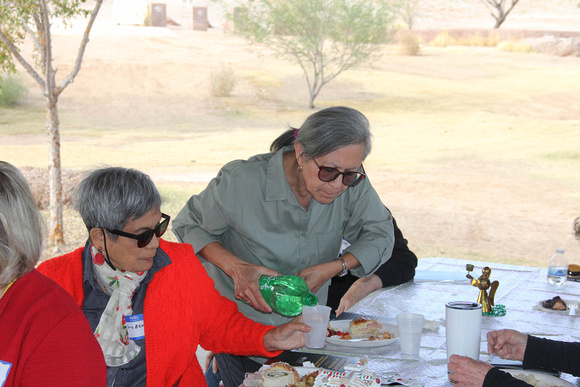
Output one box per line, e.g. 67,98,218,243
231,0,396,108
481,0,520,28
0,0,103,245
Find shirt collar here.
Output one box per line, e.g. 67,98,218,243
265,145,294,202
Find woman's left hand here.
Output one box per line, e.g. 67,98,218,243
447,354,493,386
297,264,332,294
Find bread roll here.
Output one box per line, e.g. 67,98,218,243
262,362,299,386
349,316,383,336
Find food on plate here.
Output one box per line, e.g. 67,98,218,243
262,362,299,387
294,370,319,387
542,296,567,311
248,359,381,387
313,365,380,387
349,316,383,336
511,372,541,386
327,328,352,340
327,317,393,341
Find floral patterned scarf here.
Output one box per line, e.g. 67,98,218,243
90,244,146,366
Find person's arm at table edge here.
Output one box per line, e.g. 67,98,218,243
483,367,533,387
523,336,580,377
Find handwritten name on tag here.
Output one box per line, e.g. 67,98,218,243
126,314,145,340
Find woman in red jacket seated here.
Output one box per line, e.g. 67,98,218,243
38,166,310,387
0,161,106,386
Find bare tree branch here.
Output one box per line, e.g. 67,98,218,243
56,0,104,97
40,0,54,99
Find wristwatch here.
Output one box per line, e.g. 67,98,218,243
337,255,348,277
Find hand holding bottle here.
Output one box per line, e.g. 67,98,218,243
230,260,279,313
259,275,318,316
198,241,279,313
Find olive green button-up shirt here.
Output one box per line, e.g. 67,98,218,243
173,146,394,327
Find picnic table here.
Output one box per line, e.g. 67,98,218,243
272,257,580,386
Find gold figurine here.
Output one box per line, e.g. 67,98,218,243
466,265,499,313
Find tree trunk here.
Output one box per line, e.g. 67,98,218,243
46,96,64,245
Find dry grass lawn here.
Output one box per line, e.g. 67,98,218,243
1,0,580,268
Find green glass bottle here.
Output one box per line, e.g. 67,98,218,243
259,275,319,316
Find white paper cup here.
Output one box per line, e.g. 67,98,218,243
396,313,424,356
445,301,482,361
302,305,331,349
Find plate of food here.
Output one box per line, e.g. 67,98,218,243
242,361,382,387
534,296,578,315
326,316,398,348
507,369,573,387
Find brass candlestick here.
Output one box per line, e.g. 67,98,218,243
466,265,499,313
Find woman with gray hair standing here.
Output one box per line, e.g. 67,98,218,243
0,161,106,386
37,166,310,387
173,106,395,386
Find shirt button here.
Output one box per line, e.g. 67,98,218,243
301,233,306,237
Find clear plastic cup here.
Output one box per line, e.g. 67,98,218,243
396,313,424,357
302,305,331,348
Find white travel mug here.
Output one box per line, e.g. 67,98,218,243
445,301,482,361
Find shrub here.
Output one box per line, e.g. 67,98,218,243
430,31,454,47
0,74,28,107
456,33,500,47
210,64,236,97
498,40,535,53
398,31,421,55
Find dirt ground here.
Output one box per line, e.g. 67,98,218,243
3,0,580,268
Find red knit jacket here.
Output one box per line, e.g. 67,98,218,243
38,239,280,386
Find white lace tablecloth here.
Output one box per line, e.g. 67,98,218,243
295,257,580,386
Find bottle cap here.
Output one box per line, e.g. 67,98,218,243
556,248,565,254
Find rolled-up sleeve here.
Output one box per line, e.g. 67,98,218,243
341,178,394,276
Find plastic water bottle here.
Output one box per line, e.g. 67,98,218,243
259,275,318,316
547,249,568,286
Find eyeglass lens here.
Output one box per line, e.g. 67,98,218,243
137,216,169,247
318,167,360,186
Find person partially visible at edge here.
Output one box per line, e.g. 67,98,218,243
327,211,417,316
37,167,310,387
447,217,580,387
0,161,106,387
173,106,395,386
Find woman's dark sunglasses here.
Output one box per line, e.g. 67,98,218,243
108,213,170,248
312,159,366,187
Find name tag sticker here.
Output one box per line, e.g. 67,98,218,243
0,360,12,387
126,314,145,340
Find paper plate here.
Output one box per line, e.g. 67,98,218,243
507,369,573,387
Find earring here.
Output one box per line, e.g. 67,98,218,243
94,246,105,266
298,165,303,172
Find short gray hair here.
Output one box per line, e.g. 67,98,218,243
0,162,44,287
75,167,162,239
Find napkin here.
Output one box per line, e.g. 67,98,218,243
414,270,470,282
